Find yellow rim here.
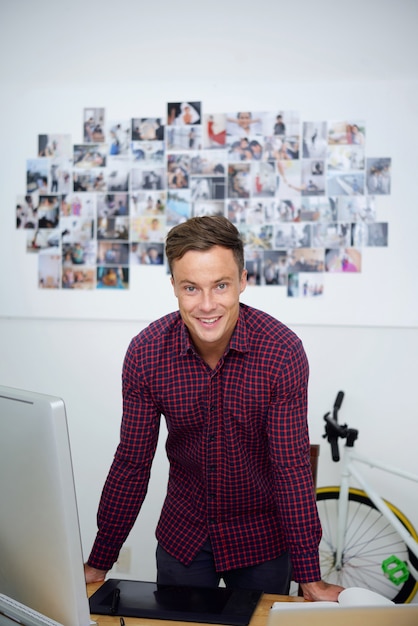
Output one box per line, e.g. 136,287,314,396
316,486,418,603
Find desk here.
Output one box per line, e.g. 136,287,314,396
88,583,305,626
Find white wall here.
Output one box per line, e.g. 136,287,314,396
0,0,418,595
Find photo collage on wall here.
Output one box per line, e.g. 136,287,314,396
15,103,391,296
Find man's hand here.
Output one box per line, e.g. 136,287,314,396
84,563,107,584
299,580,344,602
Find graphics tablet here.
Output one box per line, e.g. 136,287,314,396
89,579,263,626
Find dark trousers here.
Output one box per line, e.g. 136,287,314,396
156,539,291,594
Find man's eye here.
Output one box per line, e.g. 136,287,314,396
185,286,195,292
217,283,227,290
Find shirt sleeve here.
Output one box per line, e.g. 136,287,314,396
87,337,161,571
267,337,322,583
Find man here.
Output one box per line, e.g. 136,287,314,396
85,215,343,601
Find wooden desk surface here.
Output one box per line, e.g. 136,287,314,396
87,583,305,626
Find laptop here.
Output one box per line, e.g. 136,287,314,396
266,603,418,626
89,579,262,626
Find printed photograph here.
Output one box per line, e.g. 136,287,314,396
366,158,391,195
107,120,131,158
325,247,362,272
83,108,105,143
97,266,129,289
167,102,201,126
328,121,365,146
38,134,72,158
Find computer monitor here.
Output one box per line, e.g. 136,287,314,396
0,385,91,626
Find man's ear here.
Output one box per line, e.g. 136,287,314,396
240,269,248,294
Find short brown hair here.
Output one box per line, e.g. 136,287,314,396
165,216,244,275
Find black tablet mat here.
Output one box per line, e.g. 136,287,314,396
89,579,263,626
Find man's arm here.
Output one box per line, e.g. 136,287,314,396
85,336,161,576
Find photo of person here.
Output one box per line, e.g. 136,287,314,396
131,140,165,166
325,247,362,272
302,122,328,158
130,242,164,265
131,167,165,191
203,114,226,148
245,201,264,225
352,222,388,247
73,170,107,192
26,158,49,194
107,168,129,192
327,145,365,171
83,108,105,143
97,242,129,266
166,189,191,226
311,222,351,248
36,195,60,229
252,161,277,197
60,217,95,245
131,118,165,141
96,266,129,289
190,176,225,201
366,158,391,195
97,193,129,218
239,224,274,250
190,150,226,176
226,111,263,137
328,121,366,146
327,170,364,196
167,154,190,189
38,134,72,158
107,120,130,158
38,252,61,289
62,267,95,290
192,200,225,218
287,247,325,272
73,144,107,169
262,250,289,286
26,228,59,252
228,163,251,198
167,102,201,126
130,191,166,216
97,217,129,241
338,196,375,222
130,216,166,243
16,194,39,229
293,273,325,297
166,125,203,151
274,223,311,248
244,249,262,285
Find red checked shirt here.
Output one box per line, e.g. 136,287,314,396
87,303,322,582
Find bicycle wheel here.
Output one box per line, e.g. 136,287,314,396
316,486,418,603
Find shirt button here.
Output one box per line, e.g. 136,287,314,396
208,434,215,442
209,493,215,499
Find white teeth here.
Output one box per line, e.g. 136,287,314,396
201,318,218,324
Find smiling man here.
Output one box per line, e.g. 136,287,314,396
85,215,343,602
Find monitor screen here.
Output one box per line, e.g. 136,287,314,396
0,385,91,626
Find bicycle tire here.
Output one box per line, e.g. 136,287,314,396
316,486,418,603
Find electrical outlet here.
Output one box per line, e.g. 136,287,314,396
116,546,132,574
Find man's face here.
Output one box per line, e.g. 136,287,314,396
171,246,247,358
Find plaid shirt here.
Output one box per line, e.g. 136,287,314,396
88,303,321,582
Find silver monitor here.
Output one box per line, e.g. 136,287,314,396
0,385,91,626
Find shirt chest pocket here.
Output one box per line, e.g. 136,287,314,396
223,390,270,431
